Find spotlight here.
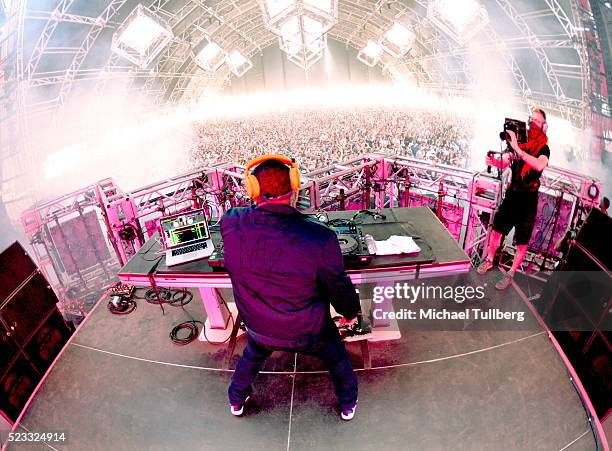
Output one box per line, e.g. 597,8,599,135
357,40,383,67
278,16,326,69
194,41,226,72
440,0,479,30
258,0,337,69
111,4,173,68
427,0,488,45
226,50,253,77
587,182,600,200
381,22,415,58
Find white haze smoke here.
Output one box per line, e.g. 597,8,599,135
13,58,610,214
26,76,192,200
465,44,525,168
28,83,610,204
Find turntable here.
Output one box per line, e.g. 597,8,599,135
338,234,359,254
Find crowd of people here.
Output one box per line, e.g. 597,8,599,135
187,105,474,173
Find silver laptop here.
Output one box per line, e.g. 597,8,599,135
159,209,214,266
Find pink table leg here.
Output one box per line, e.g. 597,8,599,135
198,287,230,329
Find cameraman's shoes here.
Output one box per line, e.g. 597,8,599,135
495,273,514,291
476,259,494,275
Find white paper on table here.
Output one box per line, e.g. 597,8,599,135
373,235,421,256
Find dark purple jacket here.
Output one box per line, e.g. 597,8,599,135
220,203,360,348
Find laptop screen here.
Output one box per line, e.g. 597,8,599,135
160,210,210,248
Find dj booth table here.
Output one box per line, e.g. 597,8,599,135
118,207,470,342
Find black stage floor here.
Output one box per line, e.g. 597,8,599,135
5,270,597,451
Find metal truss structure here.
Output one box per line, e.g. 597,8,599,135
20,153,602,316
494,0,568,100
1,1,596,117
20,179,122,317
493,0,587,125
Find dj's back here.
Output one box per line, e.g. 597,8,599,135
220,202,360,348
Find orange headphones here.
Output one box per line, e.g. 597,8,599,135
244,154,301,202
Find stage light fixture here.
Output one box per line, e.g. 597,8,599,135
381,22,415,58
277,16,326,69
116,16,163,53
226,50,253,77
357,40,383,67
195,41,226,72
438,0,479,31
111,4,173,68
427,0,488,45
258,0,337,69
260,0,337,33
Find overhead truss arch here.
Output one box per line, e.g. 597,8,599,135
3,0,593,128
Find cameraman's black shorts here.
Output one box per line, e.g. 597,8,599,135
492,190,539,245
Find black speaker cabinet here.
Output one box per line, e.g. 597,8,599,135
0,333,18,376
0,355,41,423
536,208,612,419
24,310,73,372
571,207,612,269
0,272,60,347
0,242,37,304
554,331,612,418
0,242,73,422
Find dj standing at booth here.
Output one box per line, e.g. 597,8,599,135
478,108,551,289
220,154,360,420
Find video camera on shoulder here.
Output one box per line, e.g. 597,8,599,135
499,118,527,144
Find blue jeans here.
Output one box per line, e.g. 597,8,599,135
228,329,358,411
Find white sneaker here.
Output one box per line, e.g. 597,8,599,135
340,401,357,421
230,395,251,416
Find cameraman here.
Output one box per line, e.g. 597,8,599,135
477,108,550,290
